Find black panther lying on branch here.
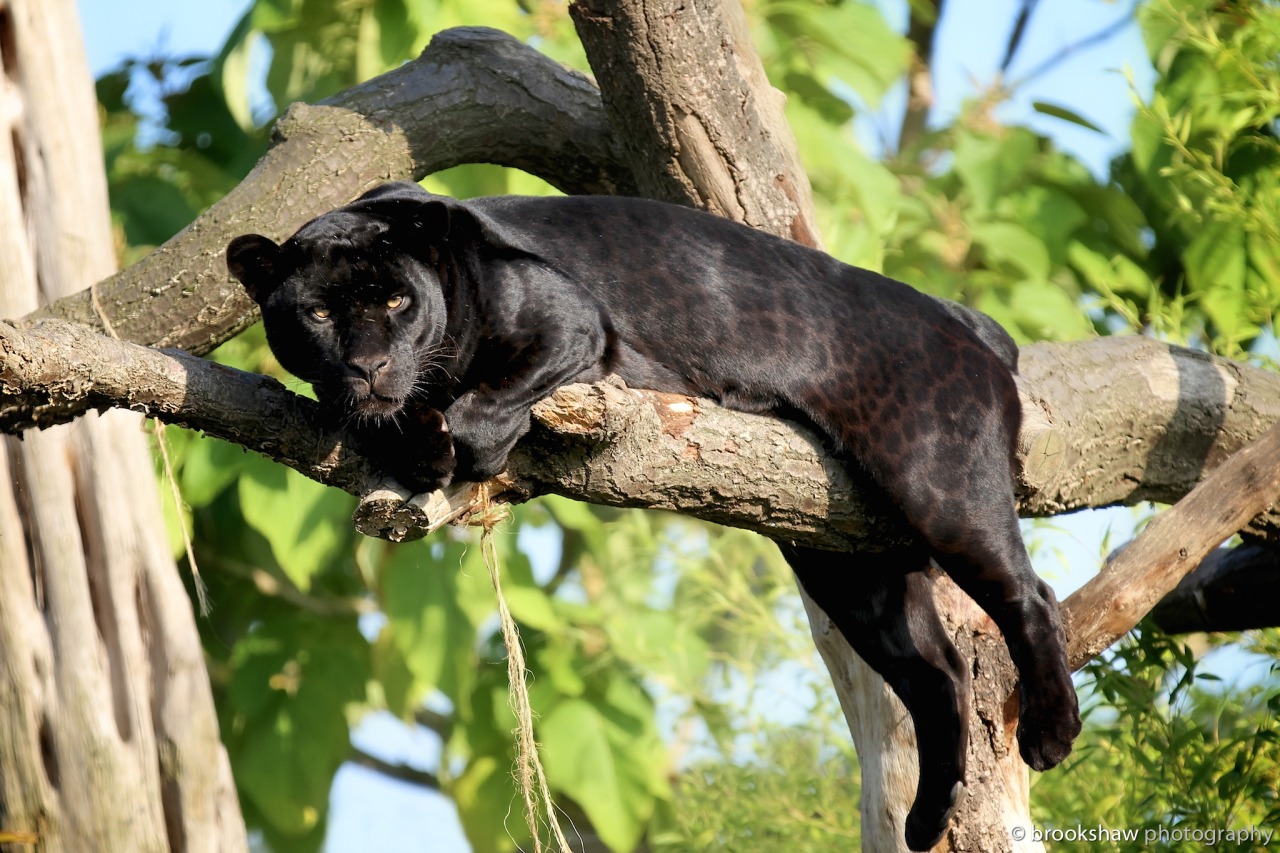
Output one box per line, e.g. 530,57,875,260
227,181,1081,851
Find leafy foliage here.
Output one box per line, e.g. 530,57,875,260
97,0,1280,849
1032,625,1280,850
1112,0,1280,356
654,728,862,851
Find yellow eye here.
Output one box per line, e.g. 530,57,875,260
387,294,407,310
310,305,331,320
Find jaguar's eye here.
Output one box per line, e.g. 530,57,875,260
387,294,408,310
309,305,331,321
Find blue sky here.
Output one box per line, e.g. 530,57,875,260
77,0,1156,175
74,1,1168,850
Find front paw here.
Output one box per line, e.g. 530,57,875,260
395,408,456,493
905,781,965,851
358,407,456,494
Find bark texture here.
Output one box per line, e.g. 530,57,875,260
570,0,822,246
4,324,1279,549
0,1,244,850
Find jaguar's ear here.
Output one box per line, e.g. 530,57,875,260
226,233,283,304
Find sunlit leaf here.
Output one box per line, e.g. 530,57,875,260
237,458,353,591
451,755,526,853
1032,101,1106,134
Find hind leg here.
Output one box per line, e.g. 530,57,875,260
782,544,969,851
845,342,1082,772
925,508,1081,771
879,421,1081,770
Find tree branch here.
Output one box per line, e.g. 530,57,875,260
1064,419,1280,669
347,747,441,790
1149,542,1280,635
999,0,1039,74
569,0,822,246
897,0,942,153
5,317,1280,622
1008,4,1138,90
21,27,637,356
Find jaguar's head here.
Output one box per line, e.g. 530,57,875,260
227,209,448,421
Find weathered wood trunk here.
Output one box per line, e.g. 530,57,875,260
0,1,245,849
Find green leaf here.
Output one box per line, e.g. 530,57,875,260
538,680,669,853
1057,183,1151,260
1032,101,1106,134
541,495,609,557
763,0,910,107
379,541,481,703
539,699,648,853
970,220,1052,280
370,627,424,719
953,129,1040,214
1186,221,1247,337
228,617,370,837
356,0,423,81
214,10,261,131
1000,185,1088,266
107,173,202,249
1068,241,1155,300
1009,280,1093,341
783,70,855,125
180,436,247,507
236,458,353,591
484,532,563,633
607,609,711,687
534,642,587,699
451,755,526,853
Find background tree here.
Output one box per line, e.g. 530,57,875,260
0,1,243,850
2,0,1279,851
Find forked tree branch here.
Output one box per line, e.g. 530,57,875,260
1063,419,1280,669
25,27,636,356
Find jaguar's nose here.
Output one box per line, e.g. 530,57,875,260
345,355,388,387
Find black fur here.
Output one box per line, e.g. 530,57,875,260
227,181,1080,850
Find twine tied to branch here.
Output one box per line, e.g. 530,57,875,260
474,484,572,853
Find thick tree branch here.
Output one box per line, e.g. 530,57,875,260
1063,419,1280,669
22,27,636,356
569,0,822,246
0,319,380,493
4,315,1279,591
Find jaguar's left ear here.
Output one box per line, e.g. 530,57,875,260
226,233,284,304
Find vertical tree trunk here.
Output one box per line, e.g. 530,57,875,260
573,0,1036,848
0,1,246,850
